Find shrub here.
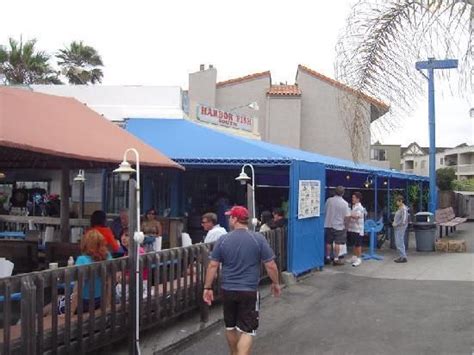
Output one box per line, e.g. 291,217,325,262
436,168,456,191
452,178,474,192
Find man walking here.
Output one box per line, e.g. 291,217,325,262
324,186,351,266
202,212,227,243
203,206,281,355
393,196,409,263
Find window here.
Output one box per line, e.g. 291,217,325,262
440,158,444,165
371,148,386,161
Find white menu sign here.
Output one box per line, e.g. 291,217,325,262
298,180,320,219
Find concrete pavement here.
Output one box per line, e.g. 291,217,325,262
167,222,474,355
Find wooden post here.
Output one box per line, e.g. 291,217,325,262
60,166,70,242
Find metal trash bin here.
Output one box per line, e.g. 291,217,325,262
414,212,436,251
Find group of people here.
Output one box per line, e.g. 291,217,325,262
201,207,288,244
324,185,409,267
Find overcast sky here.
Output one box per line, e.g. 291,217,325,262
1,0,472,147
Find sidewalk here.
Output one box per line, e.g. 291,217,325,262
328,221,473,282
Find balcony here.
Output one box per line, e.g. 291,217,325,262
456,164,474,174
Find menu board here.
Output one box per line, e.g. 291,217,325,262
298,180,320,219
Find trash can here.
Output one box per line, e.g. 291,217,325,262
413,212,437,251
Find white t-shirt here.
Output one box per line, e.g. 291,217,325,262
348,202,366,236
204,225,227,243
324,196,351,230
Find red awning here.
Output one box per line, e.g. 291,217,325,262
0,87,183,170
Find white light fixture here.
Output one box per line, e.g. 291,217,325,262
0,172,5,179
113,148,143,354
73,169,86,183
248,101,259,111
235,170,251,185
235,164,258,230
113,160,136,181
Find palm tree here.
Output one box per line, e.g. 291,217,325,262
334,0,472,161
57,41,104,84
0,37,61,85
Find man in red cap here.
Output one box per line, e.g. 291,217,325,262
203,205,281,355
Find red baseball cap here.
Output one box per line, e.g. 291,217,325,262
225,206,249,220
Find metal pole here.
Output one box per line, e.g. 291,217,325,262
60,166,70,242
427,67,437,214
243,164,256,231
419,181,423,212
79,181,85,219
374,176,378,220
128,179,138,355
387,178,391,220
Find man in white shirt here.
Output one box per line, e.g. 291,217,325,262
324,186,351,266
202,212,227,243
348,192,366,267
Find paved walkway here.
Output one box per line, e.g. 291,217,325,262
168,222,474,355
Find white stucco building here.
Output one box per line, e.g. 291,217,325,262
188,64,389,162
401,142,474,179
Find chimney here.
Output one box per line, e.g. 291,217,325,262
200,64,205,71
209,64,214,69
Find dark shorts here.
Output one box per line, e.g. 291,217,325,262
348,231,363,247
222,290,259,336
325,228,347,245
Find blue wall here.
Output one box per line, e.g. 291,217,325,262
288,161,326,275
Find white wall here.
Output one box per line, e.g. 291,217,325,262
296,70,371,161
266,95,301,148
188,67,217,119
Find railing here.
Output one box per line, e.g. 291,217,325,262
0,228,286,354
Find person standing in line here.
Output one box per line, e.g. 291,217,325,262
393,196,409,263
202,212,227,243
203,206,281,355
324,186,351,266
348,192,366,267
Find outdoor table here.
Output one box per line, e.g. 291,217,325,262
0,232,25,240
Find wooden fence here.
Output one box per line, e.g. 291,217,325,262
0,228,286,354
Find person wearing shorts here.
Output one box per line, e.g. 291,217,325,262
348,192,366,267
203,206,281,355
324,186,351,266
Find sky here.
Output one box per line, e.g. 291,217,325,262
1,0,472,147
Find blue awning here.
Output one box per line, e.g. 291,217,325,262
125,119,427,181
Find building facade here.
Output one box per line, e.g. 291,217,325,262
369,142,401,170
400,142,473,179
188,65,389,162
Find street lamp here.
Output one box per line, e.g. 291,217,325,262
415,57,458,214
73,170,86,219
229,101,260,112
113,148,144,355
235,164,258,230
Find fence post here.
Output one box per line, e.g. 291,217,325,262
20,276,36,355
200,245,210,323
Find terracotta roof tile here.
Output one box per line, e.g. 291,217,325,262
267,85,301,96
216,71,271,88
297,65,389,112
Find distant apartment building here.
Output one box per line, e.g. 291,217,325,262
369,142,401,170
400,142,473,179
188,65,389,162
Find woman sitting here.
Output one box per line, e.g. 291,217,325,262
90,210,120,254
141,208,163,251
72,229,112,313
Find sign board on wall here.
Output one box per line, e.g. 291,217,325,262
196,105,254,132
298,180,321,219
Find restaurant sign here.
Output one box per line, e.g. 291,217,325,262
196,105,254,132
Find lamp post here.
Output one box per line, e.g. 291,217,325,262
235,164,258,230
73,170,86,219
229,101,259,112
113,148,144,355
415,58,458,214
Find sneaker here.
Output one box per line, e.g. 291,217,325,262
349,255,358,263
352,258,362,267
394,257,407,263
324,258,332,265
333,259,345,266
